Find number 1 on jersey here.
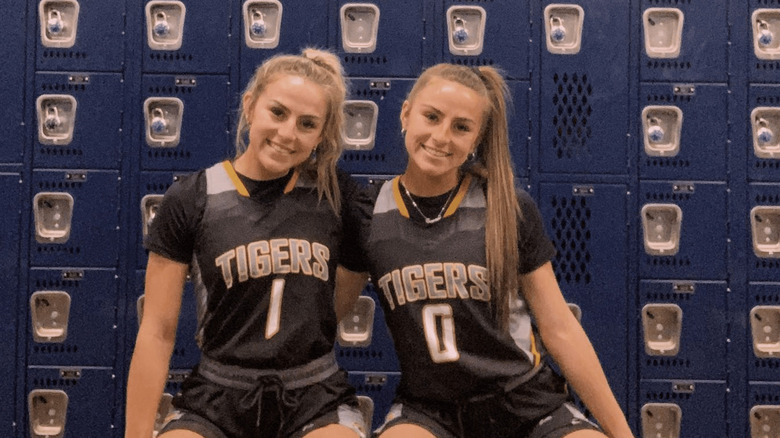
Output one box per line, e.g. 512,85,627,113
422,303,459,363
265,278,285,339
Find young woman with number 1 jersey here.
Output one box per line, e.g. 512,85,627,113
125,49,367,438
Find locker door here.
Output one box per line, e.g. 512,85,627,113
538,182,630,411
34,73,124,170
36,0,126,72
30,170,121,268
539,1,630,174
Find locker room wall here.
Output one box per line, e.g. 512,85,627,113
4,1,778,436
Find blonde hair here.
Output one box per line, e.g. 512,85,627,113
235,48,347,213
406,64,520,331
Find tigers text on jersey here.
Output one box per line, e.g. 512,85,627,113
359,175,559,402
147,161,346,370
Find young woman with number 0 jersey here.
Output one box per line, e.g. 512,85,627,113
342,64,634,438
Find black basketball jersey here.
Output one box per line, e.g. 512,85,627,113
147,161,345,369
361,175,560,401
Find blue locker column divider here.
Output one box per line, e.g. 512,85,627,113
508,81,531,179
0,173,22,436
537,181,631,415
116,1,147,434
538,1,631,176
334,0,425,78
729,2,752,436
0,4,27,164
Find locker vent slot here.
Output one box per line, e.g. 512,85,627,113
551,73,593,159
549,195,592,285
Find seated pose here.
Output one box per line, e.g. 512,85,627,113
125,48,367,438
344,64,634,438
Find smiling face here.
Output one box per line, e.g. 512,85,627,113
236,74,328,180
401,77,487,194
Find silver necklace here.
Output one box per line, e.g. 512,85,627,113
401,180,457,224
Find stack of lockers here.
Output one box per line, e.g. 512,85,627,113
4,1,780,437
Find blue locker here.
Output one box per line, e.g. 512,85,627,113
336,284,400,372
748,183,780,281
638,280,727,380
28,268,118,367
335,0,425,78
0,174,20,436
0,5,25,164
135,171,194,269
639,181,728,280
538,183,629,411
347,371,401,432
130,271,201,370
748,283,780,382
749,4,780,84
237,0,329,90
639,380,727,437
639,84,728,181
142,0,231,74
338,78,413,175
30,170,120,268
26,367,117,437
33,73,124,170
748,85,780,182
639,1,728,82
539,2,630,174
36,0,126,72
508,81,530,179
140,75,231,171
435,1,530,80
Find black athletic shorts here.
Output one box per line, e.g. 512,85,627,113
159,353,366,438
375,367,599,438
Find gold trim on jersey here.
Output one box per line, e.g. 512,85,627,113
391,174,473,220
443,174,472,218
221,160,301,197
529,329,541,366
284,169,300,194
221,160,250,197
391,177,410,218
